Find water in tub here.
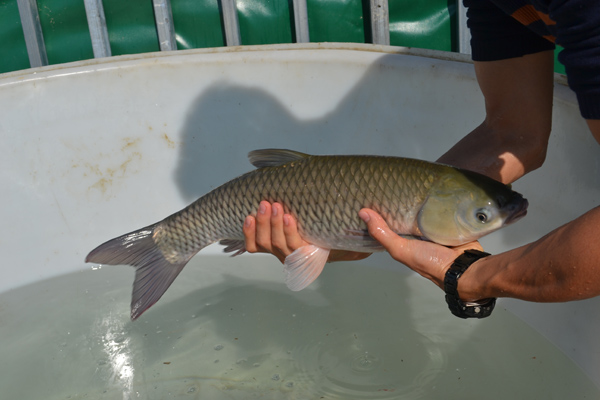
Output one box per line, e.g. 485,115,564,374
0,253,598,399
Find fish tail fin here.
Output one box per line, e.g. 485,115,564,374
86,223,192,320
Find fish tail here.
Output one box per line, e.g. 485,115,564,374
86,223,192,320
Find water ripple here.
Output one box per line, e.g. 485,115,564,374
288,328,446,399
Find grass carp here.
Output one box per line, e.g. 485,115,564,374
86,149,528,319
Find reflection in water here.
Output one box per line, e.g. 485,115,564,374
95,313,134,399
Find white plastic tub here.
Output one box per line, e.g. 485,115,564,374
2,43,599,398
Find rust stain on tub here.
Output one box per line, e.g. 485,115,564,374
162,133,176,148
121,137,141,151
85,137,143,196
90,177,111,194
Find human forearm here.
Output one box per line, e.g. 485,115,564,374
436,122,546,184
437,52,554,184
459,206,600,302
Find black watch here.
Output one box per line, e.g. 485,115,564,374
444,249,496,319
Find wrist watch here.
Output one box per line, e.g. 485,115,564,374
444,249,496,319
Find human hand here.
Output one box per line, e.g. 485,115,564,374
358,208,483,291
243,201,372,263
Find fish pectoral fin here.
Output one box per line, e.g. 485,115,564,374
284,245,330,291
219,239,246,256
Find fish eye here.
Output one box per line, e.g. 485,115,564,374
475,210,489,223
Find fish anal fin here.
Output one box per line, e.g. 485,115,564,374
248,149,310,168
284,245,330,291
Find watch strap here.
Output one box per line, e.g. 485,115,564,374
444,249,496,319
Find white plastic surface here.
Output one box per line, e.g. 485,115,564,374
1,43,599,387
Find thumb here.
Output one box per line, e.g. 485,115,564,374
359,208,406,253
359,209,485,290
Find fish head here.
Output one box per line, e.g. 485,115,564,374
417,170,528,246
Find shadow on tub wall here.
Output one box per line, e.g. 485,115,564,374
173,54,483,202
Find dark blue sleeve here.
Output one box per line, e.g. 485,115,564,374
551,1,600,119
464,0,555,61
464,0,600,119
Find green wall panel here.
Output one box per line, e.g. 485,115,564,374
102,0,159,55
172,0,224,49
389,0,454,51
0,0,31,73
237,0,293,45
307,0,365,43
37,0,94,65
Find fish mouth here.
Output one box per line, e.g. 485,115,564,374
504,196,529,225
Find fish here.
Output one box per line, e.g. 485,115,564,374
86,149,528,319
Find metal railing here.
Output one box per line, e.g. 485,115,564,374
16,0,469,69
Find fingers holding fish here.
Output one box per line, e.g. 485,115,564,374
281,211,307,252
359,206,448,288
242,215,260,252
359,208,411,263
243,202,280,260
359,208,484,290
244,201,308,263
268,202,289,257
254,201,276,252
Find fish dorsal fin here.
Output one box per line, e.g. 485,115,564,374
248,149,310,168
